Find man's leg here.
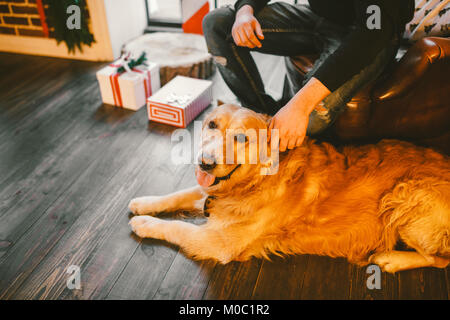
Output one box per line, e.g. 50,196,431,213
203,3,320,115
304,25,399,135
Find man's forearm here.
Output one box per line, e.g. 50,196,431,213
236,4,254,17
234,0,270,14
290,77,331,115
309,0,397,92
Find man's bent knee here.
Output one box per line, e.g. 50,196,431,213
202,7,235,39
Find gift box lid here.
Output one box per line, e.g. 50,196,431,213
148,75,212,109
96,61,158,80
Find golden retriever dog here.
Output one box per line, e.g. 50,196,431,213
129,104,449,273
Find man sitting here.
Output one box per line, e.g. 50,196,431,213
203,0,415,151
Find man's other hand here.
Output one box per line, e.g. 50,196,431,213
232,5,264,48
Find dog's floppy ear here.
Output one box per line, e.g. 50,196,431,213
264,114,272,127
258,124,279,175
257,113,272,127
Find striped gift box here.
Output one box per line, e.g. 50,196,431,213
147,76,212,128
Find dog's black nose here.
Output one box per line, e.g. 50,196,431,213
200,161,216,171
199,153,217,171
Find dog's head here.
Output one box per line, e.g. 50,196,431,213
196,104,277,189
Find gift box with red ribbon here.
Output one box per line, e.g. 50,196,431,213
147,76,212,128
96,53,160,111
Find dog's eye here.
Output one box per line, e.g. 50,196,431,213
208,121,217,129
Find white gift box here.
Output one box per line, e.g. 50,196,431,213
147,76,212,128
96,61,160,111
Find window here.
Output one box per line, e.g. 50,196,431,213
145,0,302,32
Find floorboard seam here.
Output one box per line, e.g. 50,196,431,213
149,249,183,300
103,242,141,300
250,259,264,299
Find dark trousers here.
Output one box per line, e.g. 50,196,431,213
202,2,398,135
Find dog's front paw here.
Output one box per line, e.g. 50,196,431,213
129,216,162,238
128,196,165,215
369,252,400,273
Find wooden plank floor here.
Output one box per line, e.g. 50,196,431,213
0,52,448,300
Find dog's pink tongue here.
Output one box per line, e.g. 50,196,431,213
196,168,216,187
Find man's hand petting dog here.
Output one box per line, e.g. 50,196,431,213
232,5,264,48
269,77,332,152
269,100,309,152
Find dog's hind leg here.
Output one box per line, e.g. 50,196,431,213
369,251,449,273
374,178,450,273
128,186,207,216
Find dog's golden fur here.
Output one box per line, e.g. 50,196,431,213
129,104,450,273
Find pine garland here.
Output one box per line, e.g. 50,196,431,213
44,0,95,53
116,53,148,74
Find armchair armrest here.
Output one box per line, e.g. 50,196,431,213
373,37,450,101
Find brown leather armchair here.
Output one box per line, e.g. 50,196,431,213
283,37,450,154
